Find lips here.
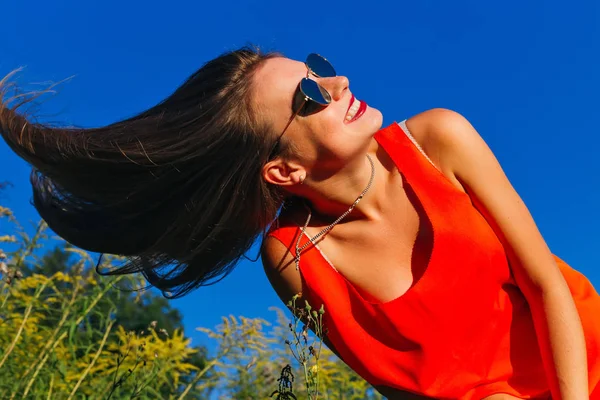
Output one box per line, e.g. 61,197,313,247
348,100,367,123
346,94,356,115
344,94,367,124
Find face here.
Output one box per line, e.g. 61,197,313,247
253,56,383,172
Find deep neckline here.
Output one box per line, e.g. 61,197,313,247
296,122,440,306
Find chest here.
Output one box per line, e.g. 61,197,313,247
302,184,433,303
298,180,512,306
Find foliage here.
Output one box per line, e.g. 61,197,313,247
283,295,326,399
198,307,383,399
0,205,212,399
0,199,383,399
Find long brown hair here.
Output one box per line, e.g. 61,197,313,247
0,47,284,297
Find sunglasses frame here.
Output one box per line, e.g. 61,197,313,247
266,54,336,161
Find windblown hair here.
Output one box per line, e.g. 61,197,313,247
0,47,284,297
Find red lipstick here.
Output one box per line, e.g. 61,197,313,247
346,94,355,114
347,99,367,123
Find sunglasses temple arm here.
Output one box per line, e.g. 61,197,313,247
267,100,307,160
278,100,307,141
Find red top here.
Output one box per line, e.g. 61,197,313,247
269,122,600,399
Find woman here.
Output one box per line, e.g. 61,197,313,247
1,47,599,399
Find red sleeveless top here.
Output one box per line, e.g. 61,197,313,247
268,122,600,399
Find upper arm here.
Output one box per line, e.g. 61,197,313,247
262,236,345,358
416,108,567,295
261,235,303,307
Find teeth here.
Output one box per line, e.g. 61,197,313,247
345,99,361,121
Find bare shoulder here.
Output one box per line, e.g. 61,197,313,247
405,108,476,155
261,234,303,307
404,108,477,191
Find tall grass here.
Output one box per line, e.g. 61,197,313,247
0,203,382,399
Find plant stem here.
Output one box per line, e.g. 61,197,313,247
0,280,49,369
22,276,123,395
302,362,312,399
0,286,11,309
20,277,78,379
67,319,115,400
314,313,324,400
47,375,54,400
22,351,50,397
176,357,220,400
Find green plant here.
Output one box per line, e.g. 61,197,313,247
0,204,212,399
0,198,382,399
282,295,326,399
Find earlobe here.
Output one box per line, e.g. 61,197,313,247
262,160,306,187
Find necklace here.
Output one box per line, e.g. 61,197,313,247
294,154,376,270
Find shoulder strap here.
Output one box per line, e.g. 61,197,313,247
397,120,439,171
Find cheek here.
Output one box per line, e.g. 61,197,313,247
299,110,340,146
318,106,344,128
315,129,370,162
301,107,380,160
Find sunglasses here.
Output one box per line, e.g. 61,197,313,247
267,53,337,160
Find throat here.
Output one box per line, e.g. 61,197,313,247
301,153,396,223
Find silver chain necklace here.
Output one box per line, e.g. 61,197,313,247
294,154,376,270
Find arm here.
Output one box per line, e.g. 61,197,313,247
409,109,588,400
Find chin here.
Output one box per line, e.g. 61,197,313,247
361,106,384,134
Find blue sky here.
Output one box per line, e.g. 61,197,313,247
1,1,599,353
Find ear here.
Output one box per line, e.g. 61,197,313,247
262,159,306,187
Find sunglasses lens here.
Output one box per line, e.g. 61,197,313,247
300,78,331,105
295,79,331,116
306,53,336,78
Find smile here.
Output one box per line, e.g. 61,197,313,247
344,94,367,123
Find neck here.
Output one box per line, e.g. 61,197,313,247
294,151,392,223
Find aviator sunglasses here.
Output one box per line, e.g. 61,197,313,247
267,53,337,159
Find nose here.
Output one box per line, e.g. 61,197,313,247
318,75,349,102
